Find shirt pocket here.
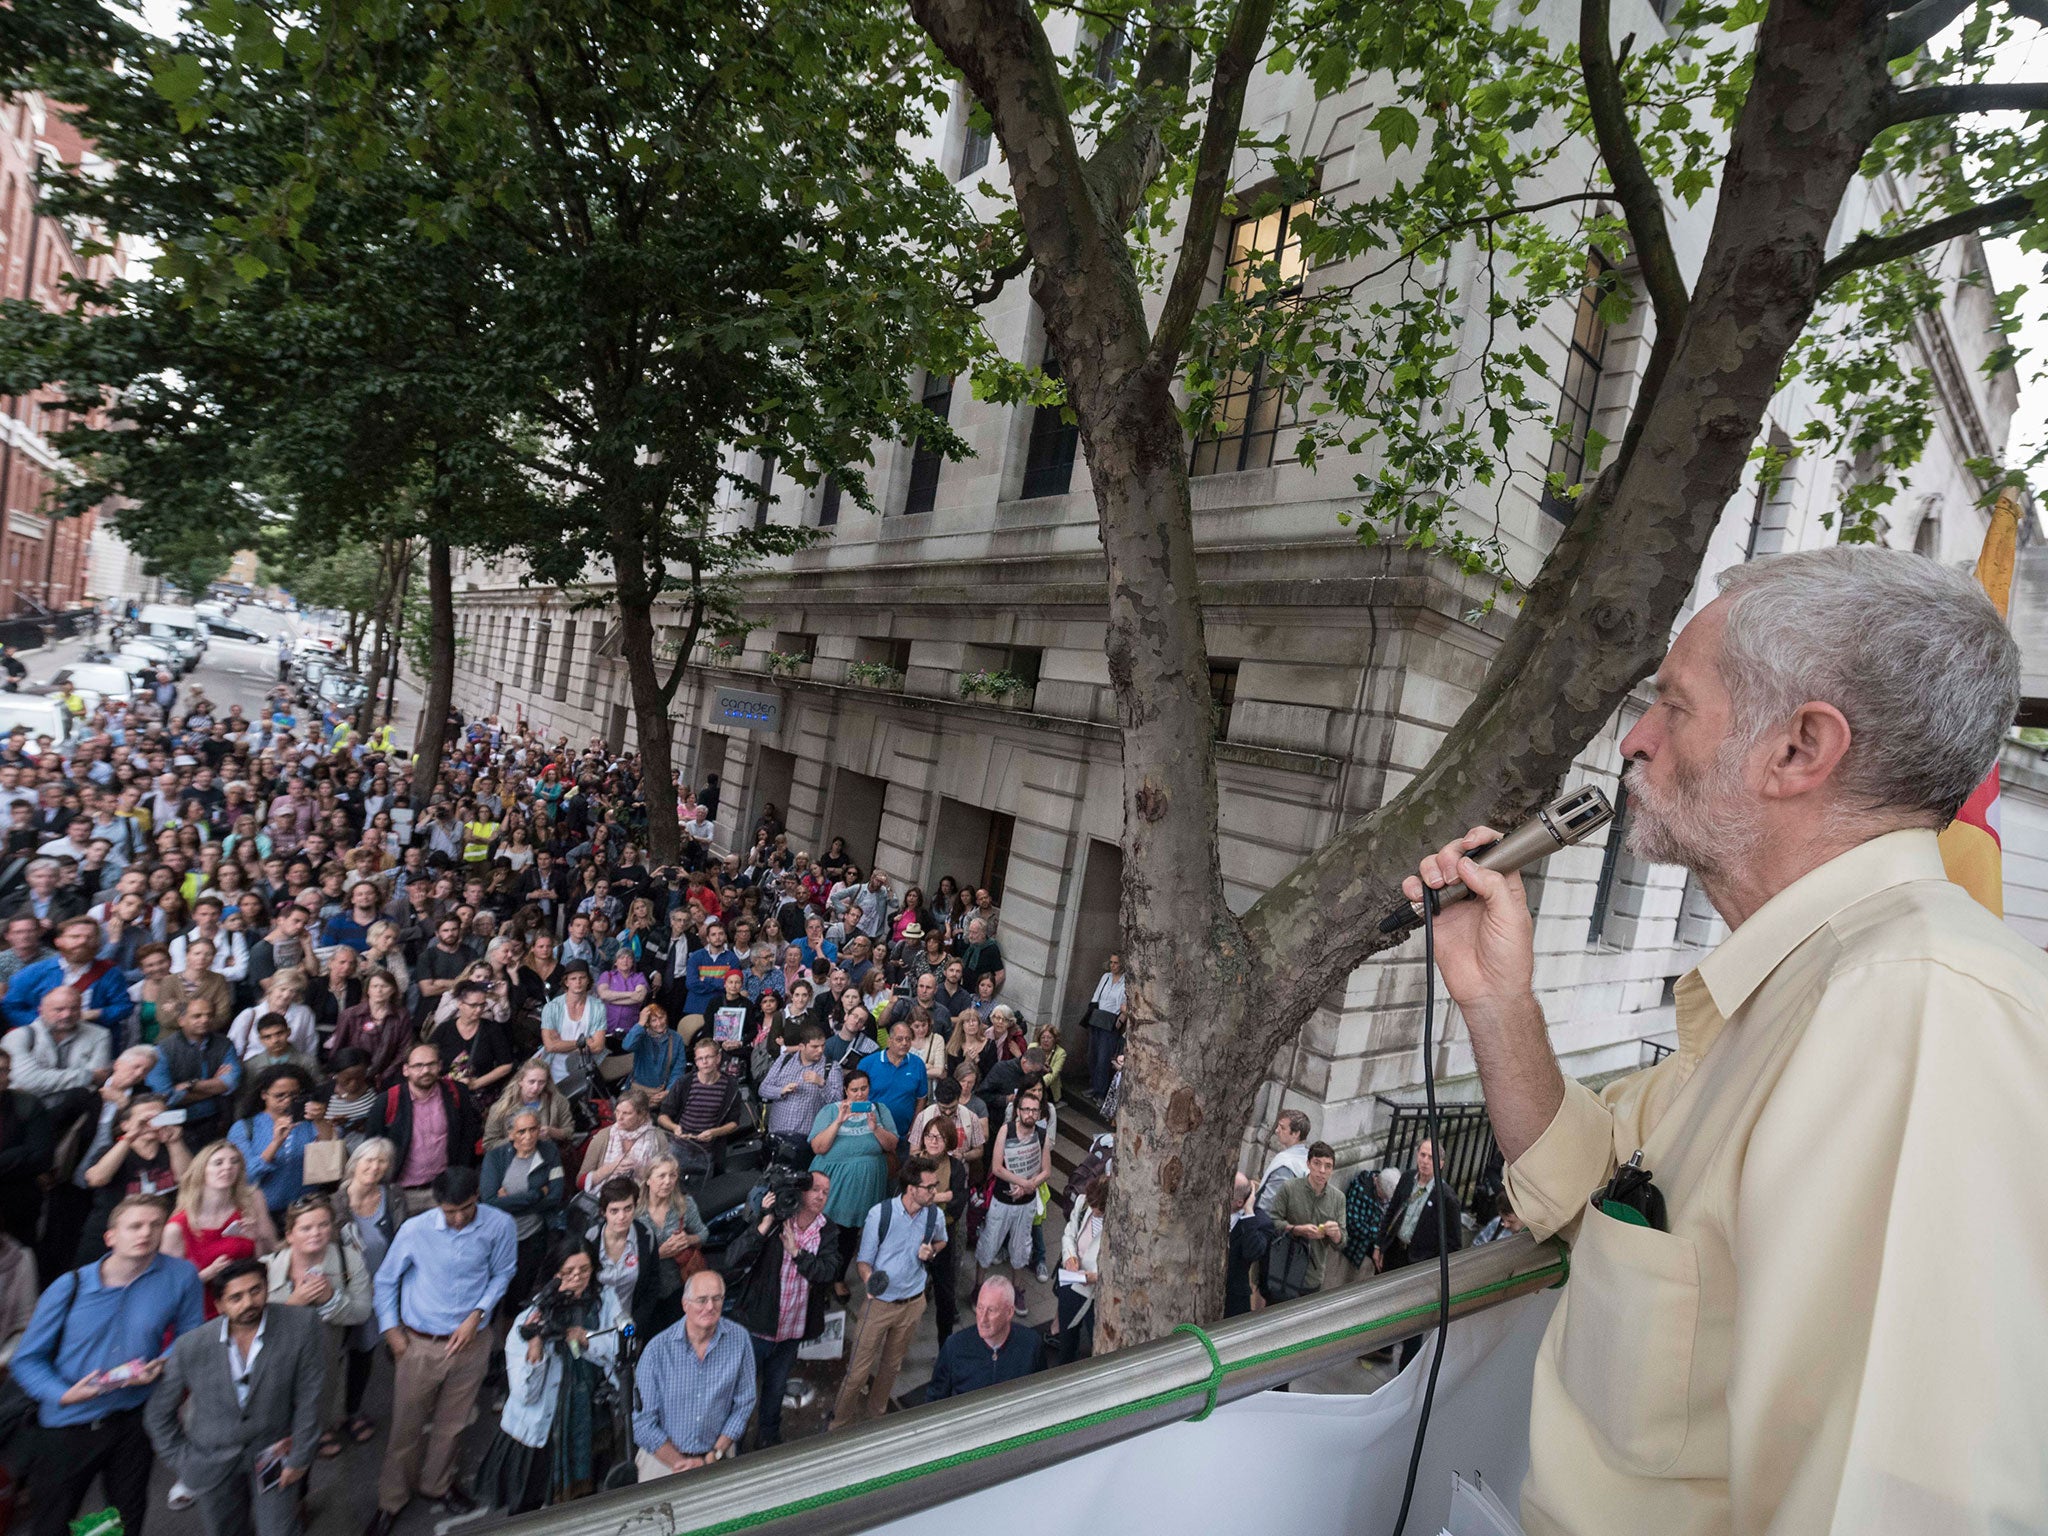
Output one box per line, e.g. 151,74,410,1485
1556,1197,1701,1475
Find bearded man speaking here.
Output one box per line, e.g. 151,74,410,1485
1404,548,2045,1536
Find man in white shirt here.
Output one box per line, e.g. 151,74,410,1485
1406,548,2048,1534
1254,1108,1310,1213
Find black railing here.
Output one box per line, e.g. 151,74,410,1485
1375,1095,1501,1220
0,609,89,650
1640,1036,1676,1068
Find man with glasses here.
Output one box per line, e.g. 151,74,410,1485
831,1156,945,1429
632,1270,755,1477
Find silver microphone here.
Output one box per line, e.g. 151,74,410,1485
1378,786,1616,934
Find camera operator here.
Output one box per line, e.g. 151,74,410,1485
720,1169,836,1448
474,1236,625,1513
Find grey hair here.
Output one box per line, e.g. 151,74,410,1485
346,1137,398,1181
1715,547,2018,821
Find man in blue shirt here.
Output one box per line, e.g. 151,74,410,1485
862,1018,929,1134
12,1193,206,1536
831,1157,945,1429
366,1167,517,1534
3,915,134,1040
631,1270,757,1477
318,879,384,953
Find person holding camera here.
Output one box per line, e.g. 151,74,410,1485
228,1063,338,1225
474,1236,625,1513
721,1169,837,1448
829,1155,945,1430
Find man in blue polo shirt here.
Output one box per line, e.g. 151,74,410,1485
12,1194,206,1536
861,1018,928,1136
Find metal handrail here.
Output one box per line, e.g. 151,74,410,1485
503,1232,1567,1536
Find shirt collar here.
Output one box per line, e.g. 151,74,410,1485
1695,827,1947,1020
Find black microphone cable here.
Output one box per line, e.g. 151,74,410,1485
1389,885,1454,1536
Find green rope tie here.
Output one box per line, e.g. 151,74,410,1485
1172,1321,1225,1421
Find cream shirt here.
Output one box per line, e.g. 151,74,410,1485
1505,829,2048,1536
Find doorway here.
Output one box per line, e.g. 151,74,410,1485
751,747,796,845
827,767,888,870
1057,838,1123,1061
928,796,1016,905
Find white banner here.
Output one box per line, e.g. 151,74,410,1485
873,1290,1557,1536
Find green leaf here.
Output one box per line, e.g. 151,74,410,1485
1368,105,1421,157
149,53,206,107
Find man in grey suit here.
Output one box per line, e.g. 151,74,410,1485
145,1258,326,1536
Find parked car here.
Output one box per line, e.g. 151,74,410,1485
201,616,264,642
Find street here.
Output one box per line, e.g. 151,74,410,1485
17,605,421,750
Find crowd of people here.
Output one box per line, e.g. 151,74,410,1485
0,690,1120,1536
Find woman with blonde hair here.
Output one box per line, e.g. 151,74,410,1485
228,966,317,1058
264,1196,373,1457
161,1140,278,1317
485,1057,575,1148
635,1154,707,1335
578,1087,663,1191
331,1138,402,1444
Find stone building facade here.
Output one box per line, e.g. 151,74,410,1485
436,0,2042,1170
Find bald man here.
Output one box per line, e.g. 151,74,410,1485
925,1276,1045,1402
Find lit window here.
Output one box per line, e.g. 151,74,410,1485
1190,199,1313,477
1542,253,1613,521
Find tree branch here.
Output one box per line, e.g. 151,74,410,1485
963,244,1032,307
1144,0,1281,376
657,567,705,709
1324,192,1610,300
1888,0,1976,56
1582,0,1689,344
1817,185,2045,288
1886,78,2048,125
1080,25,1193,236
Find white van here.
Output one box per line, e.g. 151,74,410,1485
55,662,149,700
135,605,207,668
0,694,70,744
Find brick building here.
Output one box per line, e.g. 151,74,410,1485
0,94,122,615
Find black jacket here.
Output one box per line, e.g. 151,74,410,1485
585,1219,662,1340
1377,1171,1463,1270
371,1078,482,1178
722,1212,842,1343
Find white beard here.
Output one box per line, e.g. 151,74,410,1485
1623,738,1765,882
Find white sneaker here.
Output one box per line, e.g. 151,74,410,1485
1034,1261,1050,1282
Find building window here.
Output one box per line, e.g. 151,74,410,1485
1190,198,1314,478
1542,252,1614,521
818,473,841,528
517,617,530,680
555,618,576,703
1587,779,1630,943
958,116,991,179
776,631,817,664
531,620,550,689
903,373,953,515
1092,23,1127,83
1019,349,1079,499
1209,659,1240,740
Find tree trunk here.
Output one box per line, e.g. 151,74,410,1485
923,0,1896,1347
612,530,685,866
412,534,456,810
355,538,404,741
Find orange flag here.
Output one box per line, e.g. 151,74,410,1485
1937,491,2023,915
